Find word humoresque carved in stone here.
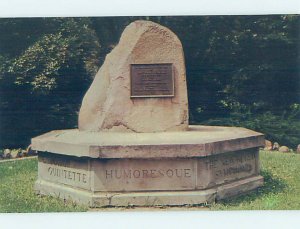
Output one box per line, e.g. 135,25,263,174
78,20,188,133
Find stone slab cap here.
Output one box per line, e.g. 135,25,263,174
78,20,188,133
31,125,264,159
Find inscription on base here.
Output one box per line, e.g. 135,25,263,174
197,149,258,189
38,154,90,189
37,150,259,192
92,159,196,191
105,168,192,179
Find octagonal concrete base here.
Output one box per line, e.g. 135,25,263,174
32,125,264,207
35,175,263,207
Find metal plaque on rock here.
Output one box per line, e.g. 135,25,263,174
130,64,174,98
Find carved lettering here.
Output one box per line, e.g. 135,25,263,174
131,64,174,97
133,170,141,178
47,166,88,184
166,169,173,177
184,168,192,177
204,151,256,178
223,164,252,176
175,169,182,177
146,25,171,37
106,170,113,179
150,169,156,178
205,159,218,170
124,169,132,179
82,174,87,183
104,168,193,180
142,170,149,177
115,170,122,179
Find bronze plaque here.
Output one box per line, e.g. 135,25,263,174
130,64,174,98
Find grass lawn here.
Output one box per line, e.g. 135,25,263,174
0,150,299,212
0,158,88,212
211,150,300,210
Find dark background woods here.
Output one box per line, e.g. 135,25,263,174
0,15,299,149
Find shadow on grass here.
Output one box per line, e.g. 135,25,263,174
215,169,287,206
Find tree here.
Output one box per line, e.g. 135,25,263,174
0,15,299,148
0,18,101,147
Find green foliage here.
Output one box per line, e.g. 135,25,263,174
182,15,300,121
0,18,101,147
9,33,68,92
0,15,299,148
202,105,300,148
7,18,100,94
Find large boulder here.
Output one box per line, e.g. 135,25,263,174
78,20,188,133
296,144,300,154
279,146,289,153
26,144,37,156
273,142,280,151
264,140,272,151
10,149,21,159
3,149,11,159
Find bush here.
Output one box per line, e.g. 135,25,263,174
0,18,101,148
202,110,300,149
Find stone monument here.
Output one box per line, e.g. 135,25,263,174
32,20,264,207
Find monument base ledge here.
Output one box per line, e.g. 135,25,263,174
32,125,264,207
31,125,264,159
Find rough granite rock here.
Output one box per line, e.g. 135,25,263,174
273,142,280,151
264,140,272,151
278,146,289,153
78,20,188,133
10,149,20,159
3,149,11,159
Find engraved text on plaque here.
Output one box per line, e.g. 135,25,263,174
130,64,174,97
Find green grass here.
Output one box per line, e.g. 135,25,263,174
0,158,88,212
211,150,300,210
0,151,299,212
